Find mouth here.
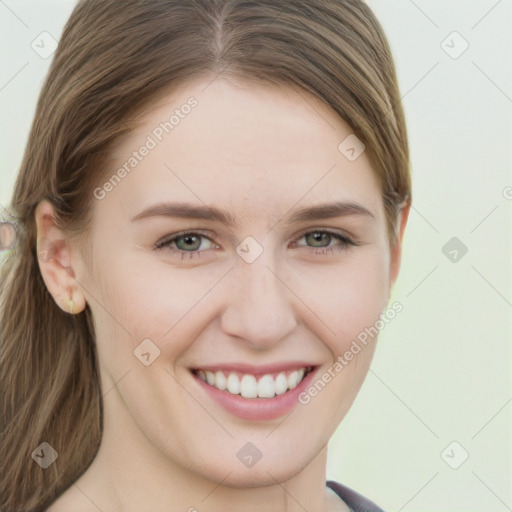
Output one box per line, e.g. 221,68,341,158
189,364,319,421
190,366,315,399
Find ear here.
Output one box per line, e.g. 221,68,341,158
34,199,86,314
388,201,411,290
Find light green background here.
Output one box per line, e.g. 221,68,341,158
1,1,510,510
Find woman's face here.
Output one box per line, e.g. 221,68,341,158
74,77,403,486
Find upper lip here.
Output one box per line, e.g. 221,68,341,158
190,362,317,375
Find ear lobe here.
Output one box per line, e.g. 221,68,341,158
35,199,85,313
389,201,411,288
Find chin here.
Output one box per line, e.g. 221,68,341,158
213,468,297,489
196,452,313,489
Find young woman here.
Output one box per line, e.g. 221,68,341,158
0,1,411,510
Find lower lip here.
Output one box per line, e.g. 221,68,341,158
192,367,318,421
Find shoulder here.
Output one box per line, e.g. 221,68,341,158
326,480,386,512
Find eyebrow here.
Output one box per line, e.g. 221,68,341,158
130,200,374,225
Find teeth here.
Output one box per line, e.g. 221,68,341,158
215,370,227,390
227,372,240,395
274,372,288,395
197,367,310,398
287,370,300,389
257,374,275,398
240,375,258,398
206,371,215,386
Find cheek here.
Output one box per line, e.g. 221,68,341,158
291,250,390,433
287,247,390,353
94,252,230,357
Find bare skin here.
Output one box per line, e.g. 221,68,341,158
39,76,408,512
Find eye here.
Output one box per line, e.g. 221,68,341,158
155,228,359,260
154,231,217,259
292,229,360,255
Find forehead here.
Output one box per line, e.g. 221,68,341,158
101,77,384,224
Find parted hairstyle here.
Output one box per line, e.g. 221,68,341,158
0,1,411,510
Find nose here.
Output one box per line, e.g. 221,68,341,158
219,250,298,350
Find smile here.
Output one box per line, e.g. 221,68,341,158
192,367,314,398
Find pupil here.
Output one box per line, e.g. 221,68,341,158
309,232,328,247
179,235,199,250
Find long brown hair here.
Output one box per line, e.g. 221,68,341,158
0,1,411,510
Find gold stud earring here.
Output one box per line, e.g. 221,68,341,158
67,297,75,315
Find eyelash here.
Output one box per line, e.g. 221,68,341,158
154,229,360,260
